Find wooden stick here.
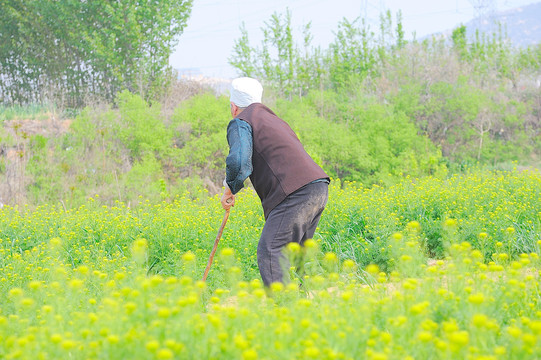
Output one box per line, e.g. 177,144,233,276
202,208,230,281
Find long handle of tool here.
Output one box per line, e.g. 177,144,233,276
202,208,230,281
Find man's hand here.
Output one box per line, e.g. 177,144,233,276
221,188,235,210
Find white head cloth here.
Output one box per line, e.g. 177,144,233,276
230,77,263,108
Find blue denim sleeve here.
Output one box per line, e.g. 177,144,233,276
226,118,253,194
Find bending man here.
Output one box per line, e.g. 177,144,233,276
221,77,330,287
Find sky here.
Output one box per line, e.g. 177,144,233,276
169,0,539,79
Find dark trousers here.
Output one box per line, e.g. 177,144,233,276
257,182,328,286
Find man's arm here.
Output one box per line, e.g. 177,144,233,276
221,118,253,210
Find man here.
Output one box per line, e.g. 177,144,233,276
221,77,330,287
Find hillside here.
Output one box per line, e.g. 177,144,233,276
454,1,541,47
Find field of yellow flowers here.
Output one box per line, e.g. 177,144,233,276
1,169,540,359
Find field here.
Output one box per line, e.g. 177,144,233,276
1,168,540,359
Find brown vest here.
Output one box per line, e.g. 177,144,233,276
238,103,329,218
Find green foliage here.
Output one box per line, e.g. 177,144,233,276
260,10,296,97
169,93,230,177
451,25,468,57
122,153,165,202
0,103,53,122
230,9,540,172
276,97,371,181
48,91,230,206
69,105,117,150
230,10,406,95
229,23,256,77
228,9,324,98
276,90,447,185
0,0,193,107
25,134,63,204
116,91,171,161
327,17,377,89
2,7,540,208
0,91,226,207
399,76,538,165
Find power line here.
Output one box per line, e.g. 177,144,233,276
401,6,474,18
179,0,330,41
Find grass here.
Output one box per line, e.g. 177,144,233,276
0,103,55,122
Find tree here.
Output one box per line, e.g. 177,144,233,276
0,0,193,107
229,23,256,77
228,9,323,98
327,17,377,89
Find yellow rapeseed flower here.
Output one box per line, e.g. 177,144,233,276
20,298,34,307
286,242,301,253
146,340,160,352
50,334,63,344
418,331,433,342
270,282,284,293
8,287,23,298
507,326,522,338
76,265,89,276
27,280,42,290
234,335,249,349
468,293,485,305
342,259,357,273
49,237,62,249
156,348,174,359
323,252,338,264
366,264,379,275
181,251,196,262
444,218,457,228
448,330,469,347
242,349,258,360
107,335,120,344
157,307,171,319
69,279,84,289
410,301,430,315
400,255,412,262
304,347,320,358
61,340,76,350
304,239,318,251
